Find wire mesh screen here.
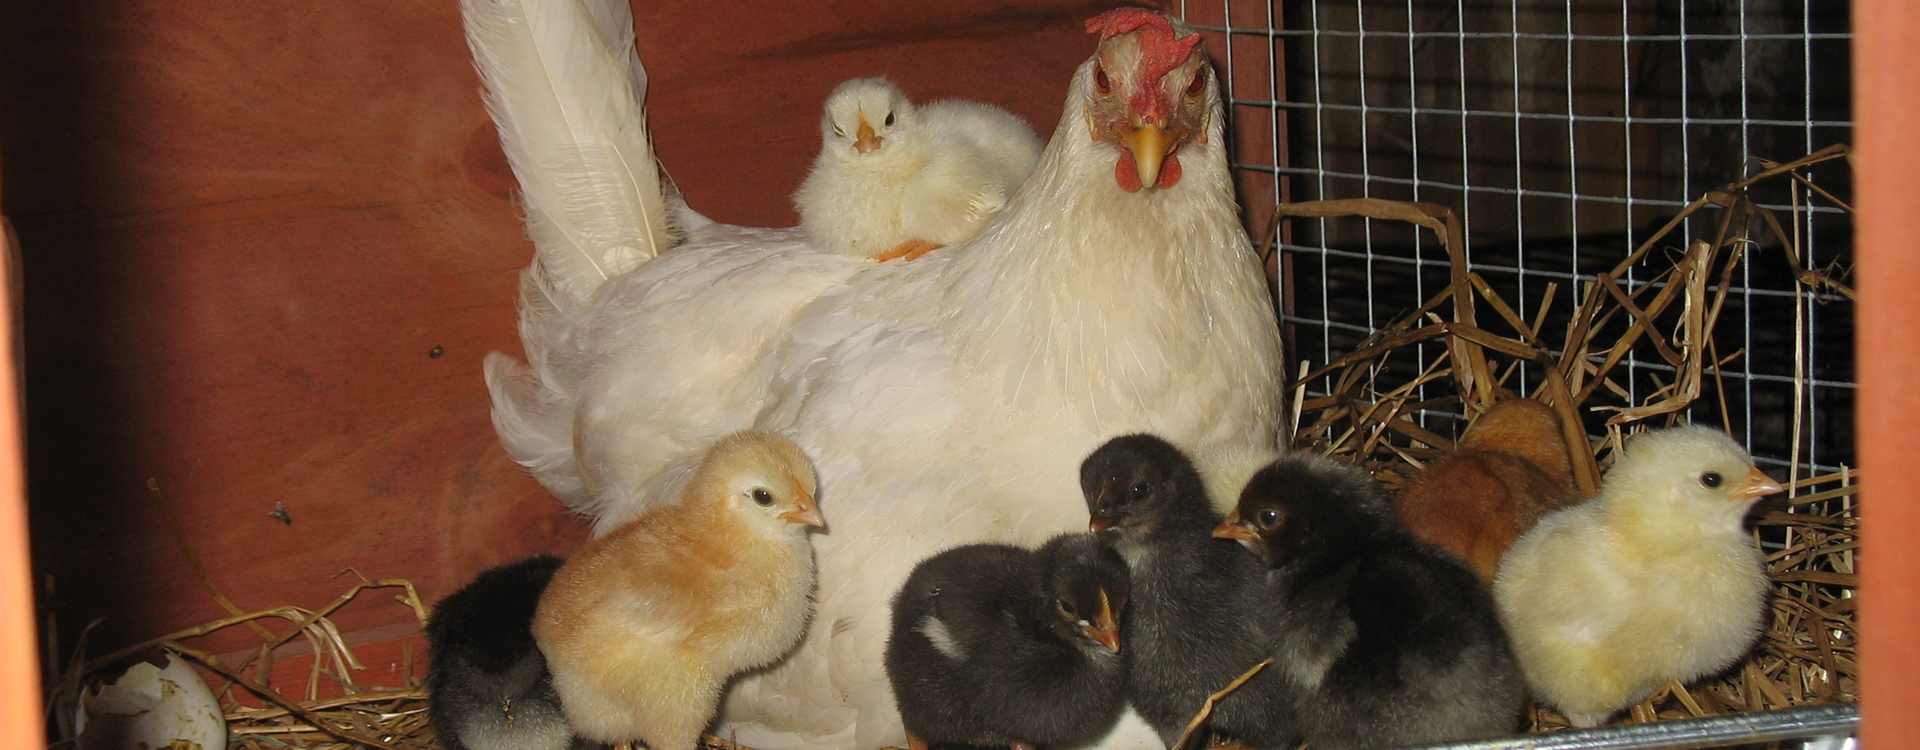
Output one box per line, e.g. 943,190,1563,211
1179,0,1854,478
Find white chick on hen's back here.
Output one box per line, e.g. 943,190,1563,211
794,77,1043,262
1493,426,1784,728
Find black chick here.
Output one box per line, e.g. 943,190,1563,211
1214,454,1526,749
426,555,607,750
885,533,1130,750
1080,434,1299,749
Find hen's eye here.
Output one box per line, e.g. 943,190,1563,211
1129,482,1152,500
752,488,775,506
884,112,895,127
1700,472,1724,489
1186,67,1208,96
1094,66,1111,94
1256,508,1281,529
1056,599,1077,619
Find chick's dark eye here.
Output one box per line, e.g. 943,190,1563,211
1129,482,1152,501
1056,599,1077,619
1186,67,1208,96
752,488,775,506
884,112,895,127
1700,472,1724,489
1094,66,1111,94
1256,508,1281,529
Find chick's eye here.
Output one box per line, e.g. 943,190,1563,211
752,488,775,506
1700,472,1724,489
833,125,845,137
1094,66,1111,94
1186,67,1208,97
1056,599,1077,619
884,112,895,127
1129,482,1152,501
1256,508,1281,529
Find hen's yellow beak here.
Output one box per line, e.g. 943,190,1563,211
1123,124,1170,189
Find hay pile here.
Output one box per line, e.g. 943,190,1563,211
1259,144,1858,729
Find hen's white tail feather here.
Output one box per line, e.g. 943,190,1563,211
467,0,677,511
483,351,588,507
462,0,675,309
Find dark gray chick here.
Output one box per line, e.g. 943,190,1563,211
425,555,607,750
1079,433,1299,749
1215,454,1526,749
885,533,1130,750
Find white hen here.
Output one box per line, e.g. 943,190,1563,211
465,3,1282,749
795,77,1043,262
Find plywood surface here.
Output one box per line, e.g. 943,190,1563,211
0,0,1136,670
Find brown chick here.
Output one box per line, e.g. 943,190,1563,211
1394,398,1579,580
533,431,824,750
1493,426,1784,728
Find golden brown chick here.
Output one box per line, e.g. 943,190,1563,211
533,431,824,750
1394,398,1579,580
1493,426,1784,728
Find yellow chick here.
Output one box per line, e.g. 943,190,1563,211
533,431,824,750
1492,426,1784,727
794,77,1042,262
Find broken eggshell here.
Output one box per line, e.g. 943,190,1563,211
74,652,227,750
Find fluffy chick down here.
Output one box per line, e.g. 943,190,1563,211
426,555,606,750
533,431,824,750
885,533,1129,749
1494,426,1783,727
795,77,1042,261
1395,398,1580,581
1219,454,1525,750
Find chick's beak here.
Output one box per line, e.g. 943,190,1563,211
854,116,883,154
1212,509,1257,541
1736,468,1786,502
780,491,826,529
1083,591,1121,654
1089,514,1118,533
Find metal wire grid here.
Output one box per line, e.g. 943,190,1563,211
1180,0,1854,477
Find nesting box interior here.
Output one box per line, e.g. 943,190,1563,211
0,0,1125,686
6,0,1918,747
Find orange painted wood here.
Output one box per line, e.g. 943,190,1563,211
0,209,45,744
1853,0,1920,741
0,0,1142,699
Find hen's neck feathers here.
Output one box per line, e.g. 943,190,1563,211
939,58,1277,432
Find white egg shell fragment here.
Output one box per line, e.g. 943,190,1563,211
74,652,228,750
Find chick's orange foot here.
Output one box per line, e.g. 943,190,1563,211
873,239,942,262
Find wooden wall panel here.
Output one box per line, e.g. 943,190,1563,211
1854,0,1920,740
0,0,1149,683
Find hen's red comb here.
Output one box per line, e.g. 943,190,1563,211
1085,9,1202,86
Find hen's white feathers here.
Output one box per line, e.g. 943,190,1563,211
471,5,1283,749
796,78,1043,259
461,0,675,307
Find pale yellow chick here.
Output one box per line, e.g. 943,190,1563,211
794,77,1042,262
1493,426,1784,727
533,431,825,750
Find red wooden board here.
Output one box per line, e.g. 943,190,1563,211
0,0,1140,674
